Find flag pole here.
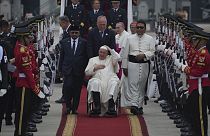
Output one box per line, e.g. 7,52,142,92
127,0,133,33
59,0,66,34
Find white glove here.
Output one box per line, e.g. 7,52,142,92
43,85,50,95
167,49,173,56
157,45,166,51
181,65,188,72
0,89,7,97
172,53,177,60
42,58,48,65
164,49,168,54
174,59,182,69
37,91,45,98
40,64,45,71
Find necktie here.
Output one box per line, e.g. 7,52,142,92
73,5,77,9
100,31,103,38
95,10,98,14
72,40,76,54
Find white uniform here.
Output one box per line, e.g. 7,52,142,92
121,33,155,108
85,50,120,104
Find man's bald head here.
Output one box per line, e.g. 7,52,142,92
116,22,125,34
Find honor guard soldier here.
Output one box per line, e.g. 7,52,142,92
13,26,45,136
107,0,127,30
64,0,85,36
177,30,210,136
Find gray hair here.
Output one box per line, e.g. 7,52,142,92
59,15,70,22
116,22,125,29
97,16,107,23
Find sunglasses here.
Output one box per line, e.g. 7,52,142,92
136,26,145,29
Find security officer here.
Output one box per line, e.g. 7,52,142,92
0,23,9,132
0,20,17,126
64,0,85,36
87,0,104,30
13,26,44,136
107,0,127,30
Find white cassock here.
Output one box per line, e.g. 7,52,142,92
115,30,132,107
121,33,155,108
85,49,120,105
115,30,130,58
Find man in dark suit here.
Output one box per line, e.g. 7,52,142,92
59,25,88,114
59,16,71,40
55,16,71,103
88,0,104,30
64,0,85,36
107,0,127,29
87,16,116,58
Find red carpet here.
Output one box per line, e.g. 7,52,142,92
56,87,149,136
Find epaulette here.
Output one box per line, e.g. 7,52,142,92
201,49,206,54
20,46,26,53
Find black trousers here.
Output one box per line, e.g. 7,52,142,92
186,87,210,136
0,94,7,132
63,75,83,112
14,87,32,136
5,77,16,121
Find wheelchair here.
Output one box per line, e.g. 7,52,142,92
86,87,121,117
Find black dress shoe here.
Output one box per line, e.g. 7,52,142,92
28,122,36,128
5,120,13,125
174,118,183,124
160,102,170,107
176,122,188,128
130,106,138,115
181,131,195,136
138,107,143,115
27,126,38,132
31,118,42,124
167,111,180,116
72,111,78,115
40,107,49,112
35,111,47,116
43,103,50,108
169,114,182,120
32,114,42,120
55,97,65,103
180,127,192,132
65,108,71,115
162,107,173,113
55,78,63,83
25,132,34,136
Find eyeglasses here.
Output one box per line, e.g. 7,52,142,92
136,26,145,29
